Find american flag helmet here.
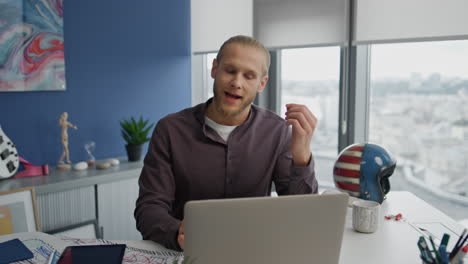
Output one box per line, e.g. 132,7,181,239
333,143,396,204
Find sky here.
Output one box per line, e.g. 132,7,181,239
371,40,468,80
281,47,341,81
279,40,468,81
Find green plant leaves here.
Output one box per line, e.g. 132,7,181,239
120,116,155,145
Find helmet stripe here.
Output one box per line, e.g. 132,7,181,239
333,167,361,178
336,182,360,192
334,162,360,170
339,189,360,197
348,145,364,152
334,175,360,184
337,155,361,164
342,150,363,157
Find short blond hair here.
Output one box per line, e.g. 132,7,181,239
216,35,270,76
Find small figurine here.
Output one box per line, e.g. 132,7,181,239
57,112,78,169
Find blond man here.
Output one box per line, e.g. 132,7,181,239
135,35,318,251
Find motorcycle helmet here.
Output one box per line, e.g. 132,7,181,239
333,143,396,204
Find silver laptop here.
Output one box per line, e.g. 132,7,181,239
184,193,349,264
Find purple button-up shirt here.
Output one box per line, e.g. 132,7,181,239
134,100,318,250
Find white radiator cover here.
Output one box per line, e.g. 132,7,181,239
37,186,96,232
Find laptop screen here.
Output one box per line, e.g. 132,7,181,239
184,193,349,264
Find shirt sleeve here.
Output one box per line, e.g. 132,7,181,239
134,120,182,251
272,128,319,195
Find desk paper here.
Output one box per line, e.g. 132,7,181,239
0,233,185,264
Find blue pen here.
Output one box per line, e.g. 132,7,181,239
438,245,449,264
439,233,450,250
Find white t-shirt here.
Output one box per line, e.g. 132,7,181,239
204,116,237,142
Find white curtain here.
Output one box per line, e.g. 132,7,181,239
354,0,468,44
191,0,253,53
254,0,348,49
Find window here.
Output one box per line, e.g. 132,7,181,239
191,53,216,106
280,47,341,187
205,53,216,100
195,42,468,225
369,40,468,222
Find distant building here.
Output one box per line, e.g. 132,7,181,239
452,119,468,140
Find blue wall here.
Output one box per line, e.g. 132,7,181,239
0,0,191,165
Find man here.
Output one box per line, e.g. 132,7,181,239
134,35,318,251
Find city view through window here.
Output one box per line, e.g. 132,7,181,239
280,42,468,225
281,47,340,188
206,42,468,224
369,41,468,223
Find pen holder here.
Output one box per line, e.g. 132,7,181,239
421,251,465,264
423,261,465,264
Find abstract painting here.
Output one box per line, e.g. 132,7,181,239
0,0,65,92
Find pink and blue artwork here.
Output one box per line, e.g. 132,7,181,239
0,0,65,92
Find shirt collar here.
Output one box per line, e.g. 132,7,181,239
195,98,257,127
195,98,257,141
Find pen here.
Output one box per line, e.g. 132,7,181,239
429,236,441,264
450,245,467,264
459,233,468,249
438,244,449,264
451,232,468,262
440,233,450,250
450,229,467,259
418,236,436,264
47,250,57,264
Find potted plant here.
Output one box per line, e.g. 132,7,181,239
120,116,154,161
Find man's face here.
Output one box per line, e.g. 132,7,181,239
210,43,268,119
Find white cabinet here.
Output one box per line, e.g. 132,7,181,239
0,159,144,240
97,177,141,240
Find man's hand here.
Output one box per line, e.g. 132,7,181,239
285,104,317,167
177,220,185,249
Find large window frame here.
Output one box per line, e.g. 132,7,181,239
191,41,468,221
190,4,468,223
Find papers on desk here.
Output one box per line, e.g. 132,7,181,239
0,232,184,264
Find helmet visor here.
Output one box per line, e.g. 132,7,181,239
378,163,396,196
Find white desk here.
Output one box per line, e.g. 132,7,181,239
127,191,466,263
341,191,466,263
128,191,467,263
1,191,466,264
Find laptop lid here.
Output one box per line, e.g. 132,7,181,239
184,193,349,264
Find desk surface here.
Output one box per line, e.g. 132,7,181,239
341,191,466,263
1,191,467,264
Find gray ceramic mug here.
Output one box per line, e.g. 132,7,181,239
352,200,380,233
